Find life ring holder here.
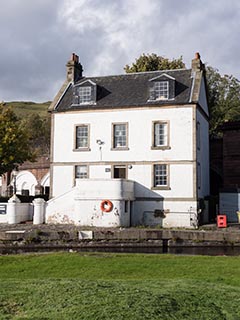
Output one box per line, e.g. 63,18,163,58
100,200,113,213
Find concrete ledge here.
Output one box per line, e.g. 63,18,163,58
1,225,240,248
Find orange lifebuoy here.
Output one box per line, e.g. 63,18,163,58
100,200,113,212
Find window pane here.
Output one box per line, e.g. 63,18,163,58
75,165,88,179
79,86,91,103
154,164,168,187
114,124,127,148
154,81,169,100
76,125,89,148
154,122,167,146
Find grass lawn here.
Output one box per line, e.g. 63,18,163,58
0,252,240,319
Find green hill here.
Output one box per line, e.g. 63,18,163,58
5,101,51,119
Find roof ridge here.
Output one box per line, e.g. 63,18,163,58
82,68,190,80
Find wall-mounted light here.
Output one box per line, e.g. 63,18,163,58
96,139,104,145
128,165,133,169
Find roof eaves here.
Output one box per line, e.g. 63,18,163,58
50,81,72,111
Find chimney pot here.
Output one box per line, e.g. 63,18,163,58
195,52,200,60
66,53,83,82
191,52,204,72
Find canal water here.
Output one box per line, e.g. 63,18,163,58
1,245,240,256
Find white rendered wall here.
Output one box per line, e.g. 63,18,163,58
52,166,74,197
0,201,32,224
53,107,193,164
52,106,194,198
0,203,8,223
46,179,134,227
50,105,205,227
46,187,76,224
132,200,198,228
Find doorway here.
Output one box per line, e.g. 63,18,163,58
113,165,127,179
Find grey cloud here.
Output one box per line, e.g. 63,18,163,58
0,0,239,102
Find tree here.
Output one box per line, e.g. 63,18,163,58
206,66,240,136
22,113,51,155
124,53,185,73
0,103,36,176
124,53,240,136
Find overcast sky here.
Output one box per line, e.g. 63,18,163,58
0,0,239,102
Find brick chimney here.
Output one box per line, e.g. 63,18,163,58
66,53,83,83
191,52,205,72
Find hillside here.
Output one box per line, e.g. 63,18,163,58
5,101,51,119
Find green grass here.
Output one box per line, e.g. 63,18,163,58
5,101,51,118
0,253,240,319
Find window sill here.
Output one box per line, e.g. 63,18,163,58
71,102,96,106
111,147,129,151
75,177,89,179
151,146,171,150
73,148,91,152
151,186,171,190
147,98,174,102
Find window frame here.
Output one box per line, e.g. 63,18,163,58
75,164,89,179
74,124,90,151
151,121,170,150
78,86,92,104
152,164,170,190
111,122,129,150
111,164,128,179
72,81,97,106
148,74,175,102
154,81,169,100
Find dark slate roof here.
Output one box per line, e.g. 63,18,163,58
55,69,193,112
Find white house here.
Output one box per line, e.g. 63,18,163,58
46,52,209,228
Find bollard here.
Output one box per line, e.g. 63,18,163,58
33,198,45,224
7,195,21,224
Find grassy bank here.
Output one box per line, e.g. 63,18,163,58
0,253,240,319
5,101,50,118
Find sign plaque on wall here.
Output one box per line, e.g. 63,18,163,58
0,204,7,214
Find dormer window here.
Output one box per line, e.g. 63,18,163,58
73,80,97,105
154,81,169,100
79,86,91,104
148,74,175,102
